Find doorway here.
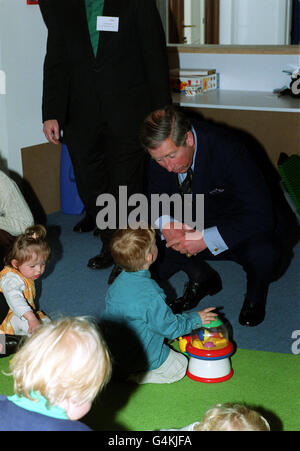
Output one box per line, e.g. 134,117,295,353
168,0,219,44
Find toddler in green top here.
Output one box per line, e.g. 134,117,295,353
101,227,217,384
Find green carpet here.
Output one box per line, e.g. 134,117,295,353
1,348,299,431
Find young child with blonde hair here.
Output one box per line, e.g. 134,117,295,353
161,403,270,431
0,224,50,336
101,226,217,384
0,316,111,431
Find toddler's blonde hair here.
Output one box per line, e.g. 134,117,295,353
110,227,156,272
10,316,111,407
195,403,270,431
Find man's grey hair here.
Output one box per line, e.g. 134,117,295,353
140,105,191,151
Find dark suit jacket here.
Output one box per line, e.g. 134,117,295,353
39,0,171,148
147,119,276,251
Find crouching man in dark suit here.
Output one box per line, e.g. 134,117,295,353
140,106,283,327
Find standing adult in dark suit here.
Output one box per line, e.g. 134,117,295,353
39,0,171,280
141,106,283,327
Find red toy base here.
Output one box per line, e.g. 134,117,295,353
186,368,234,383
186,341,234,359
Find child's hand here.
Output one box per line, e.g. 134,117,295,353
23,311,41,334
197,307,217,325
27,318,41,334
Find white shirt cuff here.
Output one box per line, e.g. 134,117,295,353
203,226,228,255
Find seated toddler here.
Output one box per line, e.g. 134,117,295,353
101,227,217,384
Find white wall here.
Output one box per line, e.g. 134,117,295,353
171,51,300,91
0,0,47,176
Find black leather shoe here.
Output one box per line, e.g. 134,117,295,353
239,299,265,327
108,264,123,285
87,245,113,270
0,334,23,356
73,215,95,233
167,273,222,314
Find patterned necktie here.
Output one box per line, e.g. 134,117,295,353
179,167,193,196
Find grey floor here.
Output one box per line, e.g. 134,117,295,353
37,212,300,355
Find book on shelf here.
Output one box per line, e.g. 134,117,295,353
170,68,216,76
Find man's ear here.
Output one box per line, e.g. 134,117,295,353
11,259,19,269
186,130,194,147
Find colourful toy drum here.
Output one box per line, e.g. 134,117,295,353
179,319,234,383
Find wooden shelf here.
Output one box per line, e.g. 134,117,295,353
172,90,300,113
168,45,300,55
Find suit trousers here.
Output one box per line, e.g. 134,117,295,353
66,129,146,245
154,231,282,303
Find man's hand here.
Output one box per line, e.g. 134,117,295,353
43,119,60,145
165,224,207,256
182,230,208,256
162,222,190,253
